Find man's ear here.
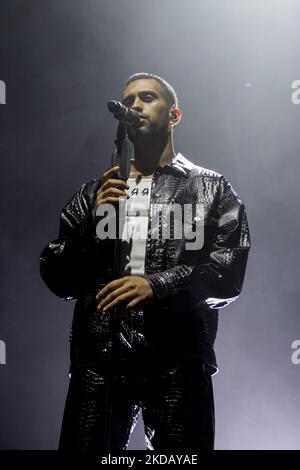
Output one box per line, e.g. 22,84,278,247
169,107,182,128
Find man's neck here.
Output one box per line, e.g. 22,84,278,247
130,133,176,177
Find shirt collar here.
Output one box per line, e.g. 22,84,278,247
157,153,191,178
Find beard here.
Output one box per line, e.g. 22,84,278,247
126,118,168,144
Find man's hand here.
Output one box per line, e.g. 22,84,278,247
96,276,154,313
94,165,129,217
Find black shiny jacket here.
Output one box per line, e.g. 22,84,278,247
40,154,250,374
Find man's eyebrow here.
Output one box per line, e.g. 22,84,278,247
121,94,134,104
122,90,158,104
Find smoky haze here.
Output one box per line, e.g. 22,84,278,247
0,0,299,449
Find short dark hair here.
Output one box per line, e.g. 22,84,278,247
124,73,178,108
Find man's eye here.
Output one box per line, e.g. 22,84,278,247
143,95,153,101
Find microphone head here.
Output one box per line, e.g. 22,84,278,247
107,100,120,113
106,99,140,124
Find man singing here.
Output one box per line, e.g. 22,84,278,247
40,72,250,451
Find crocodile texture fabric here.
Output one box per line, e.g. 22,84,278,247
58,350,214,451
40,153,250,450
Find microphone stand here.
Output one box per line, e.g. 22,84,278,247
104,121,135,451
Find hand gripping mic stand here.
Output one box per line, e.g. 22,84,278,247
103,109,135,451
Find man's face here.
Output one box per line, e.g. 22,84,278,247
122,79,171,137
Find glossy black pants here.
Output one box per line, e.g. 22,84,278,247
58,345,215,451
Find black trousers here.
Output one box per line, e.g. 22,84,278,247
58,344,215,451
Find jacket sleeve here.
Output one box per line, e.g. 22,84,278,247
40,181,106,300
146,176,251,310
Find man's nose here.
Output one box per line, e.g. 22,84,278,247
131,97,143,113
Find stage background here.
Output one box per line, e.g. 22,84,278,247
0,0,299,449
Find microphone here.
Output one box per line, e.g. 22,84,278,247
107,100,140,124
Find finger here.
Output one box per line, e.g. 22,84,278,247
125,298,141,310
97,285,128,307
96,196,124,207
101,291,135,312
100,167,120,189
102,166,120,180
100,188,128,199
96,278,127,300
96,192,128,209
101,179,129,192
98,285,130,309
96,193,127,208
96,280,122,300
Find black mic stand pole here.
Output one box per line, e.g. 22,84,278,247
104,121,135,451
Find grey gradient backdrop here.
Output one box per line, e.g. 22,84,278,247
0,0,299,450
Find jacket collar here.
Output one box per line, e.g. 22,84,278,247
157,153,192,178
